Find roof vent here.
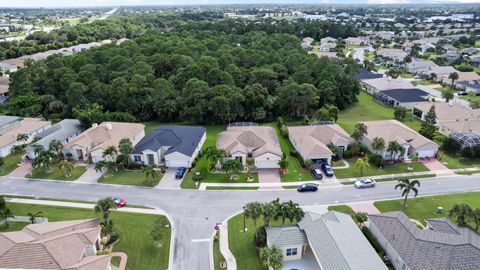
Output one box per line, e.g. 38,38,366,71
92,123,98,128
106,123,112,130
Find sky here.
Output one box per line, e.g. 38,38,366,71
0,0,478,8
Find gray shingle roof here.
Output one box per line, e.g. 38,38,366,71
134,125,205,156
0,115,19,128
266,225,307,247
298,211,387,270
28,119,82,149
369,211,480,270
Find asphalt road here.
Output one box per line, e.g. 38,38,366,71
2,175,480,270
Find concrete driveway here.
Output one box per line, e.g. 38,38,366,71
157,168,182,189
77,164,104,183
258,169,281,189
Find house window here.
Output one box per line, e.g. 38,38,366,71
286,248,298,256
134,155,142,162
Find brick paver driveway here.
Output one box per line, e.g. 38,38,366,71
421,158,455,176
258,168,281,189
7,160,32,178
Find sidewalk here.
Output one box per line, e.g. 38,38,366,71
219,223,236,270
111,252,128,270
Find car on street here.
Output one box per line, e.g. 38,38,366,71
321,163,334,177
175,167,187,179
354,178,376,188
112,197,126,207
311,168,323,180
297,183,318,192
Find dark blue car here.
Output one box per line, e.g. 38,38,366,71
297,183,318,192
321,163,334,177
175,167,187,179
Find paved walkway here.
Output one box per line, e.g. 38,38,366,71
157,168,182,189
111,252,128,270
219,223,236,270
258,169,281,190
77,164,104,183
421,159,456,177
8,160,32,178
347,201,381,214
332,159,350,169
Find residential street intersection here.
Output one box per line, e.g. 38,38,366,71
2,175,480,270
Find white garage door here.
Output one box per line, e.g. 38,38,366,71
416,149,436,158
255,159,280,169
166,159,190,168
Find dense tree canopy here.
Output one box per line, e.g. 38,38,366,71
9,21,361,124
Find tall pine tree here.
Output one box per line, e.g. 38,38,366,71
419,105,437,139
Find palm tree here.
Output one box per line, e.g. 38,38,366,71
203,146,226,171
94,197,117,226
10,144,25,163
16,133,28,144
387,141,404,161
102,146,117,162
395,178,420,207
442,90,454,103
448,72,459,88
27,211,43,224
355,157,370,176
286,201,305,223
0,208,14,228
32,148,57,173
243,202,263,238
472,208,480,231
259,246,284,270
143,165,159,181
221,159,243,180
118,138,133,168
94,160,108,173
278,157,288,174
276,201,291,225
371,137,385,155
48,139,64,157
409,153,419,170
448,203,473,226
58,159,74,177
262,202,277,227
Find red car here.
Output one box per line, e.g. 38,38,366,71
112,197,126,207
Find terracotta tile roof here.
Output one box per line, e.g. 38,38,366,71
217,126,282,157
361,120,437,149
0,219,110,270
63,122,144,152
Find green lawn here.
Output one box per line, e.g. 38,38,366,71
434,87,452,94
337,91,422,134
213,231,226,270
98,168,162,187
27,166,86,181
206,186,259,190
475,67,480,75
400,73,414,79
327,205,355,215
0,202,171,270
229,213,292,270
0,221,30,232
461,94,480,104
334,159,429,179
341,173,436,185
0,152,24,176
475,40,480,48
374,192,480,226
441,152,480,169
263,123,312,182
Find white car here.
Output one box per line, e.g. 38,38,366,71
354,178,376,188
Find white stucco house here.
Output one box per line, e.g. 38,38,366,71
0,117,51,157
131,125,206,168
216,123,282,169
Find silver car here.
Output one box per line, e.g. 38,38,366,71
354,178,376,188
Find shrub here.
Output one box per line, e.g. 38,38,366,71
361,227,385,257
106,232,120,246
255,226,267,248
443,137,462,155
461,147,475,158
192,172,204,182
0,156,4,167
368,154,385,168
96,249,111,255
280,124,288,137
277,117,285,129
304,159,313,169
456,64,474,72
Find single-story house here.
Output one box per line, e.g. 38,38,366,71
355,69,383,81
217,124,282,169
374,88,430,109
0,118,51,157
417,66,459,82
461,47,479,56
436,52,461,64
0,58,25,71
469,55,480,66
0,77,10,103
344,37,363,46
377,48,408,61
0,219,112,270
443,72,480,89
320,37,337,44
439,119,480,136
361,77,414,95
309,51,339,59
301,42,312,50
0,115,20,132
63,122,145,163
288,124,354,164
302,37,314,45
360,120,439,160
413,101,480,124
406,59,438,74
319,43,337,52
369,211,480,270
131,125,206,168
26,119,83,159
457,80,480,94
266,211,387,270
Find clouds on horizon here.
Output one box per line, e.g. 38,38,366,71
0,0,478,8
